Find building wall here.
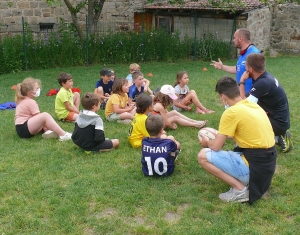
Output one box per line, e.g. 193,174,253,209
0,1,300,55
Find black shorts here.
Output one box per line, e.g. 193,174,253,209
89,140,113,151
272,124,286,136
16,121,34,138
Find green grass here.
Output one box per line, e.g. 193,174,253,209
0,57,299,234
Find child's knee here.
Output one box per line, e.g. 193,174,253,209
198,148,208,165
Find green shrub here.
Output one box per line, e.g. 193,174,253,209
0,22,232,74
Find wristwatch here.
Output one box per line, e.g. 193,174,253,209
238,82,245,86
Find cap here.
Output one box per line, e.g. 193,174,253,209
160,85,178,100
100,68,113,76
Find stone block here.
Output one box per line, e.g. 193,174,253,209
23,9,34,17
43,13,51,17
12,9,22,16
34,9,42,16
42,9,51,13
30,2,39,9
27,16,38,25
39,17,55,23
17,2,30,9
39,2,49,9
1,9,12,17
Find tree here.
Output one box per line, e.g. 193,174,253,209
46,0,106,40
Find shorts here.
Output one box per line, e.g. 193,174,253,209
15,121,34,138
171,99,183,112
61,112,76,122
205,149,249,185
106,112,121,122
271,123,287,136
91,139,113,151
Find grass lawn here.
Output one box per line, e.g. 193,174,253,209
0,57,299,234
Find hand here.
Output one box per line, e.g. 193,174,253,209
210,58,223,70
240,71,250,82
199,133,209,148
172,123,178,129
105,93,110,97
129,103,135,111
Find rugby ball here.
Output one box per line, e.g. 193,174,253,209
198,127,218,142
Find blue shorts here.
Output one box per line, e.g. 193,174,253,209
205,149,249,185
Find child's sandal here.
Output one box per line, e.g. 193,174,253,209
196,120,207,128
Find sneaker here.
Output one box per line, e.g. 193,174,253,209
173,147,182,161
42,130,59,139
219,187,249,203
100,102,106,110
59,132,72,141
280,130,293,153
117,119,132,125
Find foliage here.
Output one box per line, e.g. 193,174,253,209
0,22,230,74
0,57,299,233
195,31,229,61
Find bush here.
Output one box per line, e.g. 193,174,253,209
0,22,232,74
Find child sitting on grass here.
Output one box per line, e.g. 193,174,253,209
126,63,153,95
105,78,136,124
14,77,72,141
141,115,181,176
128,71,152,105
72,92,119,153
172,71,214,114
55,72,80,122
94,68,114,109
152,85,207,130
128,93,153,148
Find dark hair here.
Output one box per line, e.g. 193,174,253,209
112,78,127,94
246,53,265,73
136,93,152,114
146,115,164,136
237,28,250,41
58,72,72,86
132,71,143,81
215,76,240,99
153,92,172,108
174,71,187,86
81,92,100,110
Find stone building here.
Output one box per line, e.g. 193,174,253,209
0,0,299,55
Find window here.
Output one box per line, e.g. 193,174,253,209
39,23,55,32
156,16,173,33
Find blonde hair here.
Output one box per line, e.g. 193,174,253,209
129,63,140,71
15,77,41,104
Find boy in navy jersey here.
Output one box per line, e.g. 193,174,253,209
94,68,114,109
141,115,181,176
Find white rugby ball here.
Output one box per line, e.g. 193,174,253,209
198,127,218,142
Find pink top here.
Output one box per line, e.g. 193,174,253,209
15,97,40,125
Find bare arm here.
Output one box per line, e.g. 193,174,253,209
211,58,237,74
64,101,79,114
113,103,135,114
200,133,227,151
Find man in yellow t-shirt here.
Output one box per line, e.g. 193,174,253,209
198,76,277,205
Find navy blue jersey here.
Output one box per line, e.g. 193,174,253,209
95,79,113,94
141,137,177,176
249,71,290,132
128,84,144,102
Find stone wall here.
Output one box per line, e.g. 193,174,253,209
0,1,300,55
269,3,300,56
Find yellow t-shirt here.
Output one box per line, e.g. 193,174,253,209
55,87,74,119
218,99,275,148
105,93,128,117
128,113,150,148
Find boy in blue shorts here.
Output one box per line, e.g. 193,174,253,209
141,115,181,176
94,68,114,109
198,76,277,204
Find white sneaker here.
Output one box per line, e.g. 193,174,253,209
42,130,59,139
219,186,249,203
59,132,72,141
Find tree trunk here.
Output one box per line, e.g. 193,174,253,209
88,0,106,34
63,0,85,40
